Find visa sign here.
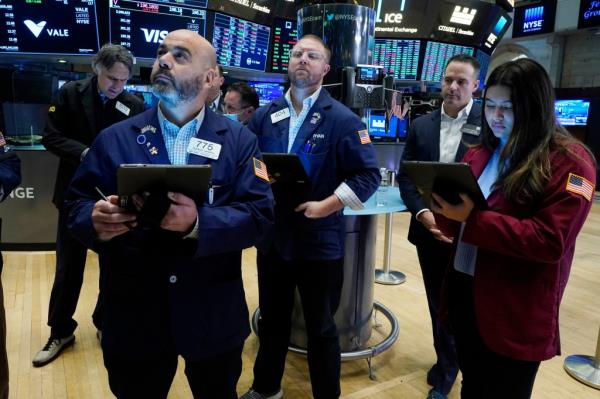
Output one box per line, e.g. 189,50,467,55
141,28,168,44
522,6,544,32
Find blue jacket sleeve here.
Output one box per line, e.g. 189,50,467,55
0,153,21,201
337,116,380,202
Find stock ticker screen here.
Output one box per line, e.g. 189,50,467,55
212,13,270,72
420,41,474,82
475,50,490,89
0,0,99,55
373,38,421,80
270,18,297,73
109,0,206,59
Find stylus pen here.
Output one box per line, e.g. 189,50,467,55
94,186,134,230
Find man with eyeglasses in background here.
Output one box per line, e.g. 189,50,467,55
223,82,260,125
241,34,380,399
396,53,482,399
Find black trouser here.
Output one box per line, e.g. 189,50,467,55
252,249,344,399
448,270,540,399
104,344,243,399
48,207,103,338
416,241,459,395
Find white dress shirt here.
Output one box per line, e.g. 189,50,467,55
439,98,473,163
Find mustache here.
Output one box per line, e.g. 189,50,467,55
151,68,174,82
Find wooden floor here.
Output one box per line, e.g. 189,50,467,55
3,204,600,398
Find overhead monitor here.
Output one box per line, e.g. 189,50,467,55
578,0,600,29
420,41,474,82
373,38,421,80
270,18,297,74
109,0,206,60
512,0,556,38
207,0,272,25
212,13,270,72
0,0,99,55
555,100,590,126
475,50,491,90
247,82,285,106
482,13,511,52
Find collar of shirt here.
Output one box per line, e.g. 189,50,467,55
284,87,322,153
441,98,474,122
97,89,109,105
210,92,222,111
157,104,206,165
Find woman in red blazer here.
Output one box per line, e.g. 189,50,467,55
431,58,596,399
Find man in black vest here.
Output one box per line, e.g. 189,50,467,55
33,44,144,367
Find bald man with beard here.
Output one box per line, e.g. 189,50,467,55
63,30,274,398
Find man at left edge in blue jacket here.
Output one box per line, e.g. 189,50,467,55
64,30,274,398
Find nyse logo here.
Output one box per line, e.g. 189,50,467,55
24,20,69,38
375,0,406,24
450,6,477,26
523,6,544,32
141,28,168,44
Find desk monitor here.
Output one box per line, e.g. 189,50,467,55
420,41,474,82
555,99,590,126
0,0,99,55
247,82,285,107
401,161,487,209
212,13,270,72
109,0,206,60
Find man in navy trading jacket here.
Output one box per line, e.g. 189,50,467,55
64,30,274,398
34,44,145,367
242,34,380,399
396,54,482,399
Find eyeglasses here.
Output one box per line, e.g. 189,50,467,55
289,49,325,61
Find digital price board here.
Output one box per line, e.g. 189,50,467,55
420,41,474,82
109,0,206,60
212,12,270,72
270,18,297,73
373,38,421,80
0,0,99,55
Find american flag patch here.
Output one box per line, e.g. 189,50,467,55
0,132,6,147
253,157,269,182
358,129,371,144
565,173,594,202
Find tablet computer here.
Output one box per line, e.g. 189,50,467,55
262,153,310,185
117,164,212,207
401,161,487,209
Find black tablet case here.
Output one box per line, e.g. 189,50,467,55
401,161,487,209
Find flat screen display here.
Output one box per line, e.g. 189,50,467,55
109,0,206,60
420,41,474,82
373,38,420,80
248,82,284,107
578,0,600,29
475,50,490,90
512,1,556,38
429,1,490,47
374,0,430,38
270,18,297,73
212,13,270,72
555,100,590,126
0,0,99,55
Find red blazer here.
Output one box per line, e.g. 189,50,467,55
441,143,596,361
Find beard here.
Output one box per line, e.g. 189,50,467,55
151,68,202,107
289,69,313,89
